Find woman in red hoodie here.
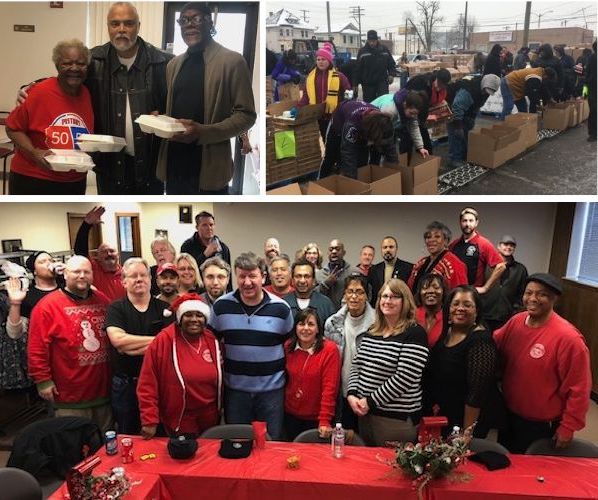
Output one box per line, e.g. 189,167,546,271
138,294,222,438
298,43,351,140
284,308,341,441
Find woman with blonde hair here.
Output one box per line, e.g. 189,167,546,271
175,253,204,294
347,278,428,446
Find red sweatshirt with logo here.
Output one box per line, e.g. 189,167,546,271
493,311,591,440
27,289,110,408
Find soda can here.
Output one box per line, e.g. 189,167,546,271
105,430,118,455
121,437,134,464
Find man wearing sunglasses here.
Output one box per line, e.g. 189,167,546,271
156,2,256,194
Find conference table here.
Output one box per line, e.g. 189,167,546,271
50,437,598,500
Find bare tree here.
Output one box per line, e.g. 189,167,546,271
411,1,444,52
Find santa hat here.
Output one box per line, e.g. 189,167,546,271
316,45,334,66
164,293,211,323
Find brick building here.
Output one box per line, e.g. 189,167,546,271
469,26,594,52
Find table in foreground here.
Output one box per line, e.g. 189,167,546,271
50,437,598,500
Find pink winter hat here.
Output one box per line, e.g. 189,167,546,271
316,45,334,65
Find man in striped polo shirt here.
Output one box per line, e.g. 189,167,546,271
209,252,294,440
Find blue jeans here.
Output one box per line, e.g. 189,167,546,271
111,374,141,435
224,387,284,440
500,78,528,120
447,118,474,162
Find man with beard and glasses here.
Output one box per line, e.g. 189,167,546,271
209,252,293,440
481,235,528,333
367,236,413,306
105,258,171,434
155,263,181,305
156,2,256,194
199,256,231,310
449,207,505,296
316,239,359,310
74,206,126,301
283,259,335,324
18,2,173,194
27,256,112,431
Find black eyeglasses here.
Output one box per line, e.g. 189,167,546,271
177,14,211,26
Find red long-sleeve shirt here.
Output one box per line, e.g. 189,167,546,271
284,339,340,427
27,289,110,407
494,311,591,440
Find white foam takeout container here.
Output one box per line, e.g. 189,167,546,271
46,149,95,172
135,115,186,138
77,134,127,153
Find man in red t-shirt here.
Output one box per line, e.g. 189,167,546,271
493,273,591,453
6,39,93,195
73,206,125,302
28,256,112,432
449,207,506,294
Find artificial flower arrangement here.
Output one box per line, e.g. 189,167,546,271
393,420,475,499
66,455,132,500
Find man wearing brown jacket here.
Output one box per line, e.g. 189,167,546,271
157,2,256,194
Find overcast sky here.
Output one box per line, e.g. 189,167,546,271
265,1,597,35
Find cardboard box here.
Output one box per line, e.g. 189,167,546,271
479,125,521,149
267,183,303,195
313,175,371,195
277,83,301,101
357,165,402,195
543,103,571,130
577,99,590,122
467,127,521,169
568,105,579,128
504,113,539,150
394,154,440,194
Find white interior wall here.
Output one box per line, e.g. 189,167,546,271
0,2,88,112
0,203,557,277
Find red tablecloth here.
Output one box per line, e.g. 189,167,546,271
49,437,598,500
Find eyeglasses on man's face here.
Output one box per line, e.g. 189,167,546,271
177,14,211,26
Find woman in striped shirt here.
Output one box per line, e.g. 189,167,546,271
347,278,429,446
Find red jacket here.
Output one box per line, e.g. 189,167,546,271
494,311,591,440
137,323,223,433
27,289,110,407
408,250,468,292
284,338,340,427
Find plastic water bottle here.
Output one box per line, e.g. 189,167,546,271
331,423,345,458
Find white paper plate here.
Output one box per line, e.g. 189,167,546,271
135,115,186,138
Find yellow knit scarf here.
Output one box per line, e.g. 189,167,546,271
306,68,340,114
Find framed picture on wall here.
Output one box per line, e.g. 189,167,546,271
179,205,192,224
155,229,169,239
2,239,23,253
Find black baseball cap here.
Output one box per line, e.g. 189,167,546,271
500,235,517,245
526,273,562,295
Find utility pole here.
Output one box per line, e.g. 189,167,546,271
326,1,332,39
522,1,531,48
581,7,588,29
404,19,408,55
299,9,309,23
350,6,365,43
462,1,468,50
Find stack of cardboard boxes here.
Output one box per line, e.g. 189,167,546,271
467,113,539,169
266,154,441,196
543,100,590,131
266,101,324,186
